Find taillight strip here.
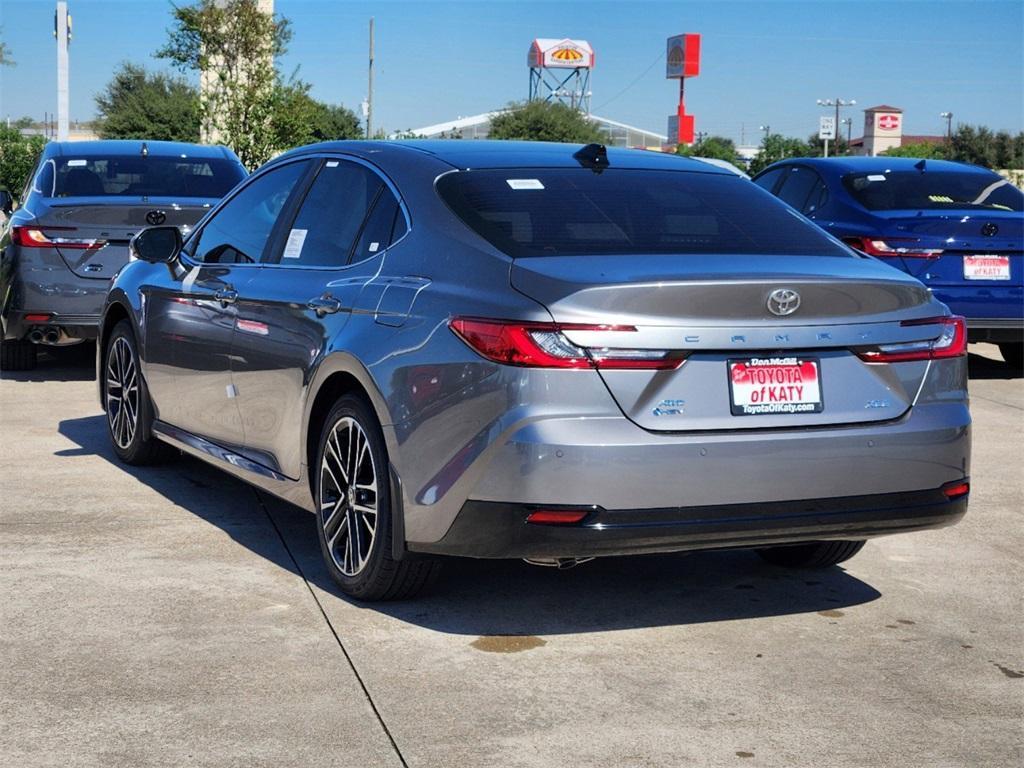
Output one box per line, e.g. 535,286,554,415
856,316,967,363
12,225,104,250
449,317,686,371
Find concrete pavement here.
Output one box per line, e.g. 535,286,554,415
1,344,1021,767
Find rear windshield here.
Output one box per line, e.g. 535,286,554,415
35,155,246,199
436,168,850,258
843,170,1024,212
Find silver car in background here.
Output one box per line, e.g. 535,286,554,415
0,140,245,370
99,141,971,600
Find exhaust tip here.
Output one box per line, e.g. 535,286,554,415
28,329,45,344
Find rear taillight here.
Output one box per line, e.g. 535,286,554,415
11,226,104,250
856,316,967,363
845,237,943,259
449,318,686,370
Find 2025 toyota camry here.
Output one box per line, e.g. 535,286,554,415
99,141,971,600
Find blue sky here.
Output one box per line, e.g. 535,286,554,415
1,0,1022,144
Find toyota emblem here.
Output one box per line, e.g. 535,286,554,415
981,222,998,237
767,288,801,316
146,210,167,225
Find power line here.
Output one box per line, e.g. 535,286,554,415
591,51,663,113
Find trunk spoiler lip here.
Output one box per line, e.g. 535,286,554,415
42,195,220,208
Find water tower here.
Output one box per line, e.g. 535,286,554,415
528,38,595,113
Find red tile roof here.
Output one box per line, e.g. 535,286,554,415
863,105,903,113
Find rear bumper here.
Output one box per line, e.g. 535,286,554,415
411,485,968,559
3,310,100,341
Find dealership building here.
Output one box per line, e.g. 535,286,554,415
849,105,945,156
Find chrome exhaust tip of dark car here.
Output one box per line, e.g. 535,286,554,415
28,328,46,344
27,326,73,346
523,557,596,570
44,328,60,345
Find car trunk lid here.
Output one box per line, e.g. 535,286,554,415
39,196,215,279
511,253,940,431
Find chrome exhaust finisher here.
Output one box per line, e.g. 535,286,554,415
28,328,45,344
523,557,596,570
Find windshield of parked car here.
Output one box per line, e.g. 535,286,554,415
436,168,850,258
36,156,246,199
843,170,1024,212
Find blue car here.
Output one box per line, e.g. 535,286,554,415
752,157,1023,368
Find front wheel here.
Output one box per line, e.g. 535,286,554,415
104,320,165,465
756,540,865,569
315,394,440,601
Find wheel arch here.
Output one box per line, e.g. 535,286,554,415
97,299,132,407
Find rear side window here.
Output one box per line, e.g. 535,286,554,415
752,167,785,193
45,156,245,199
437,168,850,258
191,161,307,264
775,166,822,212
278,160,384,267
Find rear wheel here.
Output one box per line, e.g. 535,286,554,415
0,339,37,371
104,321,165,465
756,540,866,569
315,394,440,601
998,342,1022,371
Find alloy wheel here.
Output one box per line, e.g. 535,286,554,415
320,416,379,576
106,336,139,450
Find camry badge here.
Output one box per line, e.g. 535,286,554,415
981,222,998,237
146,210,167,225
767,288,801,316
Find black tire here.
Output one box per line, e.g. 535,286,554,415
998,342,1022,372
104,320,165,466
756,540,866,569
0,339,37,371
314,394,440,601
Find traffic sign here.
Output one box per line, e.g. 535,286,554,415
819,116,836,140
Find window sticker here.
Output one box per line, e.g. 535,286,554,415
368,242,380,253
866,174,887,182
325,161,339,168
282,228,308,259
506,178,545,190
67,159,88,167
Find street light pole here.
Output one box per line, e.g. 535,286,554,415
940,111,953,143
366,17,374,139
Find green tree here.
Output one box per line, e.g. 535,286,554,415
269,81,361,149
749,133,815,174
806,132,848,157
881,142,948,160
158,0,291,167
489,101,605,144
677,135,742,166
12,116,35,129
94,63,200,142
0,28,13,66
0,126,46,199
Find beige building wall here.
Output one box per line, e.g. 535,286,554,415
862,107,903,157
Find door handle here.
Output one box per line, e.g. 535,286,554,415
307,294,343,316
214,287,238,306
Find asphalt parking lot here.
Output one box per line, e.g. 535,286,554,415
1,343,1021,768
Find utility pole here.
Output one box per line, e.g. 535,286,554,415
758,124,770,141
817,98,856,155
366,17,374,139
54,1,70,141
940,111,953,142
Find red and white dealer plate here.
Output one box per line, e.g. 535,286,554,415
963,255,1010,280
728,357,823,416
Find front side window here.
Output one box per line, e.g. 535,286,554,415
44,155,246,199
190,161,308,265
273,160,386,268
437,168,850,258
843,170,1024,212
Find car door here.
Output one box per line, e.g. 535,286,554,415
143,160,310,449
230,157,407,478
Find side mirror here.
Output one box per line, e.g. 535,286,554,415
131,226,182,264
0,190,13,215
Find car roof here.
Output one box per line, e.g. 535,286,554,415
45,140,238,160
763,156,997,176
278,139,730,174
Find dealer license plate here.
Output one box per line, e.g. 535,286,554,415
963,255,1010,280
728,357,823,416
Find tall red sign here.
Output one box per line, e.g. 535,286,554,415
666,33,700,144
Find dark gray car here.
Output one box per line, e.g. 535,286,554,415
0,140,245,370
99,141,971,601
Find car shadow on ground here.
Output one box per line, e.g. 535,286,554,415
1,343,96,383
967,348,1020,380
57,412,883,635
